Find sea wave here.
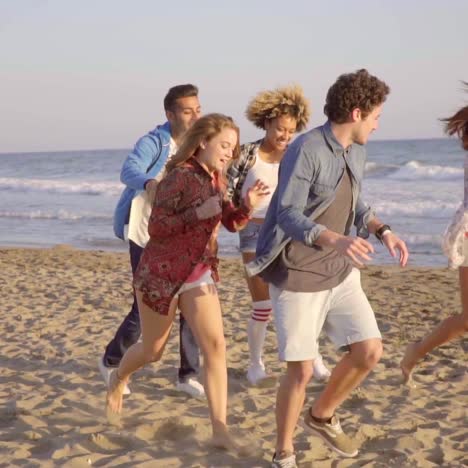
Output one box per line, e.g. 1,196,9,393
386,160,462,181
0,177,122,196
372,200,459,218
0,209,112,220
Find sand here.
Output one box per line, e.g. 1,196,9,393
0,246,466,467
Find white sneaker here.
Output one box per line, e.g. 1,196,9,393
247,363,269,385
176,377,205,398
313,355,331,381
271,451,297,468
98,356,131,395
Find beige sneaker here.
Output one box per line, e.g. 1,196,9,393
271,450,297,468
304,410,358,457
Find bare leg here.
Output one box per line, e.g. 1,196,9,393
242,252,274,384
178,284,243,452
275,361,313,454
312,339,382,419
106,291,177,415
242,252,270,302
401,266,468,383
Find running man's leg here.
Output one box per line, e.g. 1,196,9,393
103,240,143,367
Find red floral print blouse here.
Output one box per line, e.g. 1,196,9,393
133,158,251,315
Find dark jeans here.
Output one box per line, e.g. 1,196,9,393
103,240,200,381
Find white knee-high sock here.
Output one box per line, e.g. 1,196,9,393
247,300,272,367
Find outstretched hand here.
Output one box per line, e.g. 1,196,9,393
244,179,270,210
382,232,409,267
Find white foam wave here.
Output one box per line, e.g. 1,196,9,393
0,177,122,196
387,161,462,181
0,210,112,220
364,161,399,177
373,200,459,218
404,233,443,249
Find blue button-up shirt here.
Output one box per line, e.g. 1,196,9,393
247,121,376,277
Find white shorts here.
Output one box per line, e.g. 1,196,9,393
176,269,215,296
269,268,382,361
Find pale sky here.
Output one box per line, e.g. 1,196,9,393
1,0,467,152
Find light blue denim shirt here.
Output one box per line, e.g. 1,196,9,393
247,121,376,277
113,122,172,240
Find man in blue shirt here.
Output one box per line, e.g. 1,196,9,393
253,70,409,467
99,84,204,398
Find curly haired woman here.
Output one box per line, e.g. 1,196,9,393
226,85,331,385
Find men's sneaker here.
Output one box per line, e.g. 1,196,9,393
98,356,131,395
313,355,331,381
304,410,358,457
271,450,297,468
176,377,205,398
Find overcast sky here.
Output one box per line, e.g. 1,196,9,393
1,0,467,152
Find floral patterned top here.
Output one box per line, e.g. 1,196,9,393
134,157,251,314
442,152,468,268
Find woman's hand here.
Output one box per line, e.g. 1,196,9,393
196,195,222,220
244,179,270,210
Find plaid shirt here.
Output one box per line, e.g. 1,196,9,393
226,139,263,206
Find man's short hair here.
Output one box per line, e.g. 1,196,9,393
164,84,199,111
324,69,390,123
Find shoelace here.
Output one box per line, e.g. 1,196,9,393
330,420,344,434
275,456,296,468
273,453,296,468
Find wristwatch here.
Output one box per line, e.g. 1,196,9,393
375,224,391,243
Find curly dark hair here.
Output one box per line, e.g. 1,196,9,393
324,69,390,123
245,85,310,132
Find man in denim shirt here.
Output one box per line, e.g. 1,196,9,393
253,70,409,468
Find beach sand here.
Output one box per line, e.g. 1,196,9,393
0,246,466,467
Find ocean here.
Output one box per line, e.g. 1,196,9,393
0,138,463,267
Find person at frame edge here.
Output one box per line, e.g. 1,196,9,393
401,84,468,385
99,84,204,398
226,84,332,385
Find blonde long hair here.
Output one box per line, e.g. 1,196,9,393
167,113,240,172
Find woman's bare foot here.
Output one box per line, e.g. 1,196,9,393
106,369,128,420
211,428,254,457
400,342,420,386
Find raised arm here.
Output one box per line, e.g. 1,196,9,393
120,135,161,190
354,193,376,238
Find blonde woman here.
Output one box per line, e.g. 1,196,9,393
106,114,269,451
226,86,331,385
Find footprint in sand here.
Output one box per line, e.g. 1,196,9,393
88,432,135,452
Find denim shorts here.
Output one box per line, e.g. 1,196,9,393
238,220,262,253
269,268,382,361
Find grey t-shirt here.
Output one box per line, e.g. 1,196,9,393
263,162,353,292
